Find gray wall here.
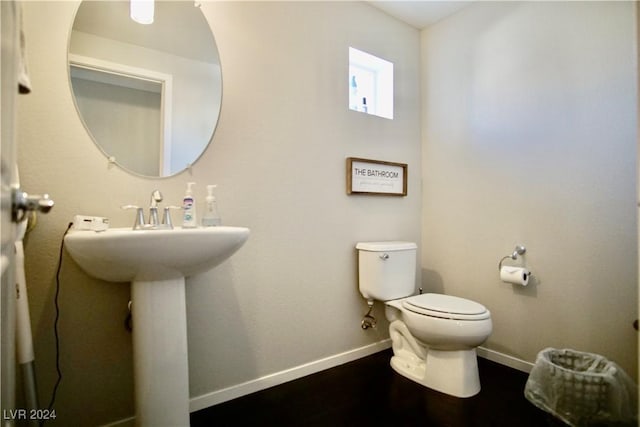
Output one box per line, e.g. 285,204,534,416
18,1,421,425
421,1,638,378
16,1,639,425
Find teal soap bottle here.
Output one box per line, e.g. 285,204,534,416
182,182,197,228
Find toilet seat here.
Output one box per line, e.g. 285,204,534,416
402,293,490,321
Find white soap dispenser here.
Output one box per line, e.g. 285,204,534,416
202,185,221,226
182,182,197,228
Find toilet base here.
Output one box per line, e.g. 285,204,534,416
390,348,481,398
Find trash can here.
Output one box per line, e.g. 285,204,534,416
524,348,637,426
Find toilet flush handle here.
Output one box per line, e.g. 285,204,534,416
379,253,389,260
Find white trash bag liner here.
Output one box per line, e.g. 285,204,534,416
524,348,637,426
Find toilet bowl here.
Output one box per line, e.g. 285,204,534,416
390,293,492,348
356,241,493,398
385,293,492,397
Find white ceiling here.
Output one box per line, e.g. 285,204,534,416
367,1,472,29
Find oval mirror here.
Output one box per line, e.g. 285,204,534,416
68,1,221,177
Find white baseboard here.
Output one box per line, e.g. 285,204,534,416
189,339,392,412
477,346,534,373
104,341,391,425
104,341,533,426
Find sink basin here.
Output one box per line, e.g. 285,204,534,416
64,226,250,282
64,225,249,426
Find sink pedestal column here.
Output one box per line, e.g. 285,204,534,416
131,277,190,426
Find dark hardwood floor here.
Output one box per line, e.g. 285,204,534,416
191,349,557,426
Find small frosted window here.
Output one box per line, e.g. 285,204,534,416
349,47,393,119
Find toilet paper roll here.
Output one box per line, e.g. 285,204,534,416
500,266,530,286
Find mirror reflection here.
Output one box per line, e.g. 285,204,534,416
69,1,222,177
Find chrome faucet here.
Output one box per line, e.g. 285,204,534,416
122,190,179,230
148,190,163,226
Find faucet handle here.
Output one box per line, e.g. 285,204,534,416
162,206,182,229
150,190,163,208
121,204,145,230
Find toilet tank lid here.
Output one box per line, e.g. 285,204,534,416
356,241,417,252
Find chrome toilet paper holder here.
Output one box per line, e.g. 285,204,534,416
498,245,526,270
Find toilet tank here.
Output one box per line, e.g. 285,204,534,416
356,241,417,302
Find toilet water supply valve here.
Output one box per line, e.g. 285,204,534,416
361,300,376,330
361,253,388,329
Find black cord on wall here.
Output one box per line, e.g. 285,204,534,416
42,222,73,426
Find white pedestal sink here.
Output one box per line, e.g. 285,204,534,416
64,226,249,426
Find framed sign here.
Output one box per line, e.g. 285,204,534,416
346,157,407,196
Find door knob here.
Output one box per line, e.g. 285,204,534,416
12,188,54,222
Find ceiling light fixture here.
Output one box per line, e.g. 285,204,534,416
130,0,154,25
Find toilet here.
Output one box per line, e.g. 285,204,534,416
356,241,492,398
